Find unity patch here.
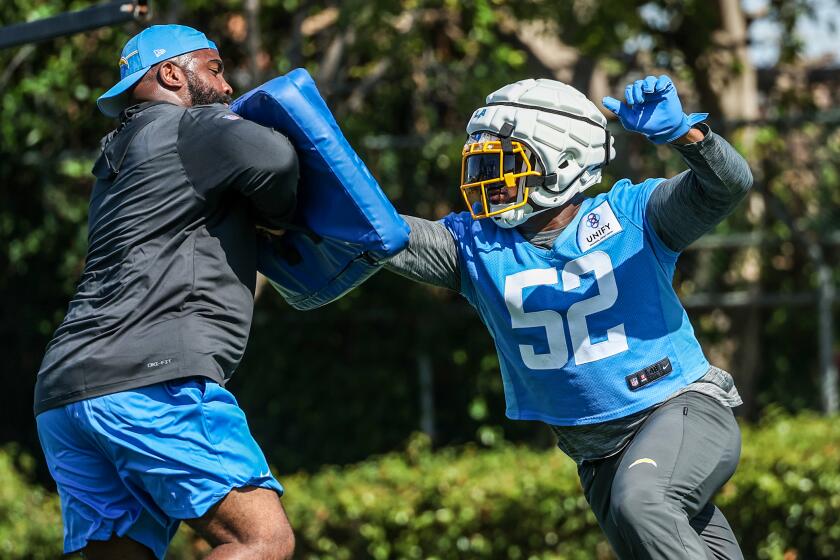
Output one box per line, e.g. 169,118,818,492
577,200,623,252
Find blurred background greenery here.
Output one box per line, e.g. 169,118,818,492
1,0,839,558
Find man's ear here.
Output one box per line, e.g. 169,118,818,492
157,61,187,90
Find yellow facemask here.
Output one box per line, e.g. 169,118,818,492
460,139,541,220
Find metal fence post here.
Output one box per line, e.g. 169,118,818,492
817,258,838,414
417,352,435,440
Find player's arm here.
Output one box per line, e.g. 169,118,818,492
178,106,299,230
646,124,753,252
603,75,753,252
384,215,461,292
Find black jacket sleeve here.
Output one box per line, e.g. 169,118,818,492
178,104,299,228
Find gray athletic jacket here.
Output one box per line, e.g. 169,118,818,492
34,102,298,415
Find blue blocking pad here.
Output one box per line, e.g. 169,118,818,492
231,69,409,310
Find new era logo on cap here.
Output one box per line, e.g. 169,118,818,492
153,49,167,57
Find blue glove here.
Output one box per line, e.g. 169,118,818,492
602,75,707,144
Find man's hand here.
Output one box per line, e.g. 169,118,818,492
602,75,708,145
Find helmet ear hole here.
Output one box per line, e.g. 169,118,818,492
559,149,579,171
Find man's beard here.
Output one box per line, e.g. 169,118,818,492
186,69,232,106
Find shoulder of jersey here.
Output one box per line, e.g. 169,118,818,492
608,177,665,203
600,177,638,206
442,211,480,240
606,177,634,195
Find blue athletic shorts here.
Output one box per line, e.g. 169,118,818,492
36,377,283,559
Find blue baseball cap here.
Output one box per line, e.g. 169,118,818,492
97,24,219,118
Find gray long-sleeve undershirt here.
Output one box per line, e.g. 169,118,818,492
385,125,753,464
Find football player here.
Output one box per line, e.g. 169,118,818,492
385,75,752,559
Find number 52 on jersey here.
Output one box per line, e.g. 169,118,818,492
504,251,629,370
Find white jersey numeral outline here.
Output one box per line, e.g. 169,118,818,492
503,251,629,369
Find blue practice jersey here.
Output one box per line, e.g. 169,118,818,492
443,178,709,426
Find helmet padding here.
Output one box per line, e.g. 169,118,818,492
465,79,615,227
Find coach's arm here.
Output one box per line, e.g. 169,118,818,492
178,105,300,230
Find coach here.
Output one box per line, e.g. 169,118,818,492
34,25,297,559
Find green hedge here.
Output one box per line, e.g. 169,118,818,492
721,412,840,559
0,448,62,559
283,435,601,560
3,413,839,559
282,412,840,560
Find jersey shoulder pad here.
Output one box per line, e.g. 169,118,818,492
441,211,478,243
605,177,665,228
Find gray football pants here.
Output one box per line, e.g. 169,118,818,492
578,392,743,560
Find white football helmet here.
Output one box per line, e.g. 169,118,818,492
460,78,615,228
